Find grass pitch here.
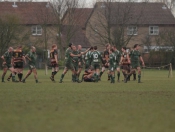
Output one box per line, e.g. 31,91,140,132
0,69,175,132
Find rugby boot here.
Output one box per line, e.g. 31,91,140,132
50,76,54,81
22,79,26,83
138,75,141,83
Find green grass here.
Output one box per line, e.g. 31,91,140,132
0,69,175,132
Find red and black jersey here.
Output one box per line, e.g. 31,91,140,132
122,52,129,65
103,50,109,58
50,49,58,59
12,49,24,62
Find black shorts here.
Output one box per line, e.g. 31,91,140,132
51,61,58,68
14,62,23,68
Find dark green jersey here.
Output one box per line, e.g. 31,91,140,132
130,50,141,63
114,50,121,63
90,50,102,63
26,51,37,65
65,48,72,64
72,50,79,65
85,51,92,61
2,51,12,65
109,53,116,66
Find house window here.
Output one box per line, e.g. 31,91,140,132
127,26,137,35
32,25,42,35
149,26,159,35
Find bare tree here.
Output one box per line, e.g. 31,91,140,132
87,0,146,49
49,0,86,56
0,14,30,68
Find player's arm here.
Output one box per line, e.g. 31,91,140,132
54,54,58,64
127,54,131,64
25,54,31,61
1,55,6,65
70,53,81,57
80,47,91,55
119,56,123,64
140,56,145,66
23,56,27,65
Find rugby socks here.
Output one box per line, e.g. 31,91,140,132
108,74,110,80
96,74,99,82
60,74,64,82
2,78,4,82
18,73,23,81
133,73,136,80
2,73,6,82
138,74,141,83
117,72,120,81
72,74,75,82
110,75,115,83
54,71,57,75
36,80,38,83
7,73,12,80
12,74,16,82
99,71,103,77
51,72,54,77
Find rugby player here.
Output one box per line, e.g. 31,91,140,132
1,47,17,82
81,67,95,82
84,47,93,69
71,46,80,82
113,46,121,82
90,46,102,82
120,47,131,83
22,46,39,83
49,44,59,82
59,43,81,83
109,48,116,83
12,46,26,82
99,44,110,80
127,44,145,83
77,45,91,80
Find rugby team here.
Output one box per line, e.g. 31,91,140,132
1,43,145,83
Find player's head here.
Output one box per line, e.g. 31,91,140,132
69,43,73,49
110,48,114,53
122,46,126,52
31,46,36,52
90,46,94,50
106,43,110,50
77,45,82,50
52,44,57,50
94,46,97,50
134,44,139,50
8,47,13,52
72,45,76,51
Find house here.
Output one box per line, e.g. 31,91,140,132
61,8,93,49
85,2,175,51
0,2,91,53
0,2,58,49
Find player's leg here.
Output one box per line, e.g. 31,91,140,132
50,66,55,81
59,66,68,83
32,68,39,83
99,67,105,78
2,67,8,82
137,67,141,83
133,69,136,81
116,67,120,82
17,62,24,82
22,69,32,83
9,67,17,82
